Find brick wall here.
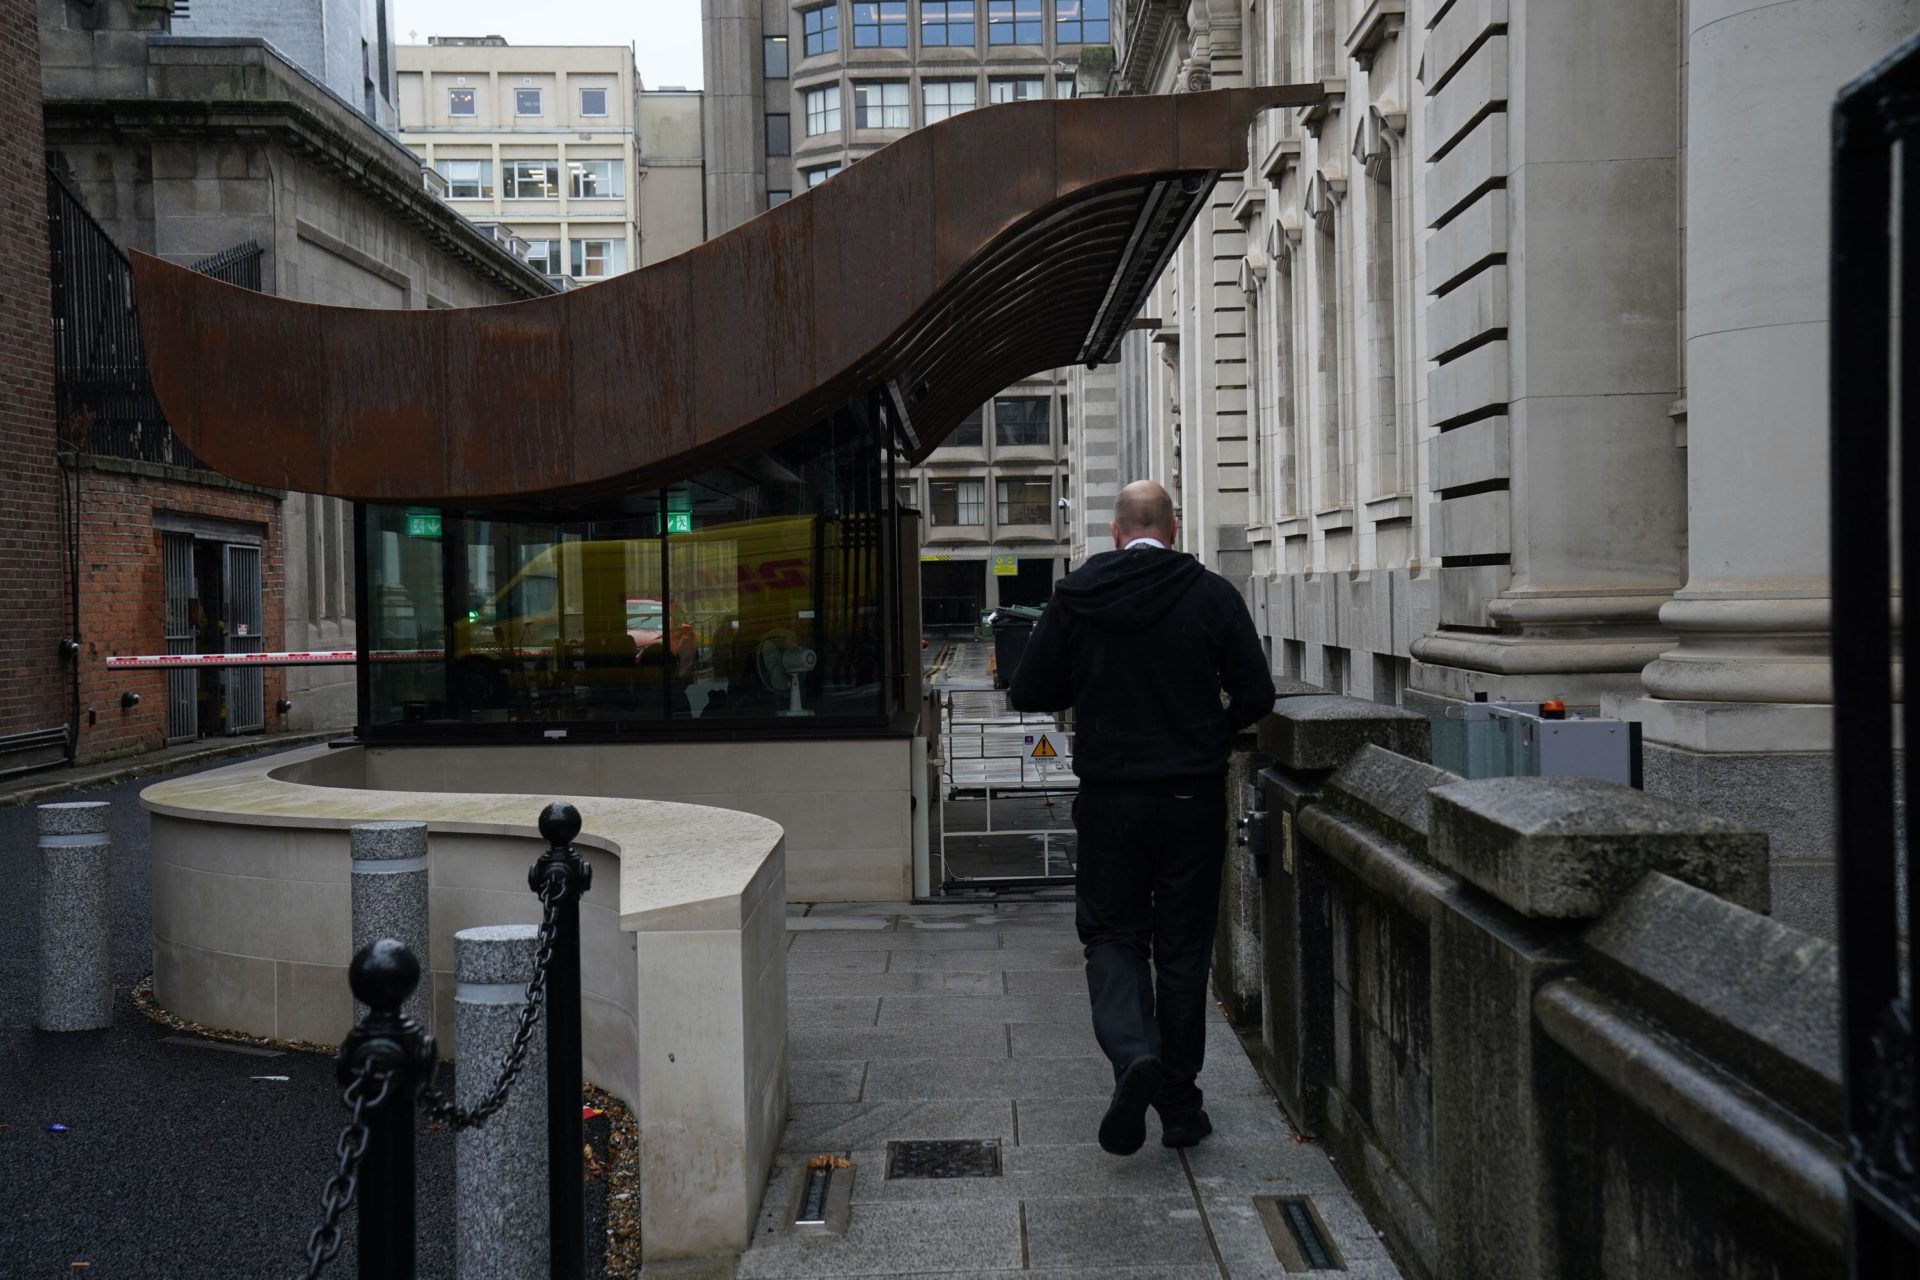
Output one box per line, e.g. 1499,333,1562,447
0,0,68,770
72,461,286,763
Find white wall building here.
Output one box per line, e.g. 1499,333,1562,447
1087,0,1917,937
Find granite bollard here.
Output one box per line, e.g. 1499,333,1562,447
37,801,113,1031
350,821,431,1029
455,924,548,1280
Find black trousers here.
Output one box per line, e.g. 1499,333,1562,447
1073,788,1227,1122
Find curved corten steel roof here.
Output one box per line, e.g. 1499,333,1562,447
131,87,1320,503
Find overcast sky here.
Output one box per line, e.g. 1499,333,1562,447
392,0,706,90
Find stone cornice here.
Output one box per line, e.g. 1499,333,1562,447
1346,0,1408,71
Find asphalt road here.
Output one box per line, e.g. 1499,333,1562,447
0,752,613,1279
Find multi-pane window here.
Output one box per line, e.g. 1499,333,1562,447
950,406,984,447
854,81,911,128
515,87,543,116
804,84,843,137
765,34,790,77
1056,76,1077,98
503,160,561,198
997,477,1052,525
923,79,978,123
568,159,623,199
570,238,628,278
766,113,792,155
988,77,1045,104
852,2,908,47
448,86,477,117
768,189,792,208
803,5,838,56
805,163,842,188
435,159,493,199
987,0,1043,44
579,87,608,117
523,239,561,275
920,0,975,47
931,480,986,527
1055,0,1109,43
994,397,1050,447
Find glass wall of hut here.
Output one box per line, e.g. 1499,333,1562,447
354,399,914,741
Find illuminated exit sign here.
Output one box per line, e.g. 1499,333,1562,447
666,511,692,534
405,510,442,539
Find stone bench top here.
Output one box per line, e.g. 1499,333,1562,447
140,744,785,933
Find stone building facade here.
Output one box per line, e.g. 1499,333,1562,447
1089,0,1916,937
35,0,550,760
701,0,1114,617
171,0,398,128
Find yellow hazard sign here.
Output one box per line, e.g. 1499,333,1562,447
1030,735,1058,759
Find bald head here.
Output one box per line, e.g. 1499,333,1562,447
1111,480,1178,547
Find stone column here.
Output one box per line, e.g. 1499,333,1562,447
701,0,764,236
350,821,430,1030
454,924,547,1280
37,801,112,1031
1608,0,1918,937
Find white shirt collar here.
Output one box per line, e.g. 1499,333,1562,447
1123,536,1168,551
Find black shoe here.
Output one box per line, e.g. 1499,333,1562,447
1099,1057,1166,1155
1160,1110,1213,1149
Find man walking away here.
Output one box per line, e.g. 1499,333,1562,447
1009,481,1276,1155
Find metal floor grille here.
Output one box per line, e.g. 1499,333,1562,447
884,1139,1001,1179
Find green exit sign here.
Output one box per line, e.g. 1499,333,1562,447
405,510,442,539
665,512,692,534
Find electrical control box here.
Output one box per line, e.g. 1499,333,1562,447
1457,699,1640,787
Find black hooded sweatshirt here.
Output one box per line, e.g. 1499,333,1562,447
1007,545,1276,792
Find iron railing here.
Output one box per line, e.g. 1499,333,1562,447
1831,27,1920,1277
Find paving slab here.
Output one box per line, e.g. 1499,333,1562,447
791,1060,869,1104
861,1055,1113,1101
736,1197,1023,1278
873,994,1094,1027
887,946,1085,972
846,1142,1192,1203
1023,1196,1218,1271
790,970,1004,999
790,929,993,953
790,1024,1013,1062
792,996,883,1028
787,949,892,975
781,1100,1017,1152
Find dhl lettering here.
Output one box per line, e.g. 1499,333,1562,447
757,559,809,590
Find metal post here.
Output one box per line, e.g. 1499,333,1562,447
530,802,591,1280
454,925,547,1280
36,801,113,1032
337,939,437,1280
350,822,431,1031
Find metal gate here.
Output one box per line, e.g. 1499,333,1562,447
162,532,197,742
1832,29,1920,1277
933,690,1077,891
222,543,265,733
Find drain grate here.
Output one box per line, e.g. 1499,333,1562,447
884,1139,1002,1179
1254,1195,1346,1272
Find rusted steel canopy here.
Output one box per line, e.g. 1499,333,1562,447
131,87,1320,503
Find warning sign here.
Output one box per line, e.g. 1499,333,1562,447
1022,730,1069,769
1030,735,1058,759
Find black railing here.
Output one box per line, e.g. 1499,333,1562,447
302,803,591,1280
47,170,262,471
1832,28,1920,1277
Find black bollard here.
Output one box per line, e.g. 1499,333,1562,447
337,939,438,1280
531,802,591,1280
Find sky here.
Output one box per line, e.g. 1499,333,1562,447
391,0,706,90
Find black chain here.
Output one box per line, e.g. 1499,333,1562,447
300,1064,392,1279
419,868,564,1129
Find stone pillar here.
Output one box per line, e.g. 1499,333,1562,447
701,0,764,237
1608,0,1918,938
350,821,430,1030
37,801,112,1031
454,924,547,1280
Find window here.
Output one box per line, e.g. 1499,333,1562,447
768,189,792,208
568,159,624,199
448,86,476,117
923,79,977,123
803,5,838,56
852,1,908,47
569,238,628,278
1056,75,1077,98
579,87,608,117
987,0,1042,44
804,163,842,188
997,477,1052,525
930,480,985,527
920,0,975,47
765,34,790,77
949,405,984,447
515,87,543,116
994,396,1050,447
853,81,910,128
766,113,792,156
1061,394,1070,444
1055,0,1109,43
804,84,843,136
503,160,561,198
435,159,493,199
523,240,561,275
988,77,1044,104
